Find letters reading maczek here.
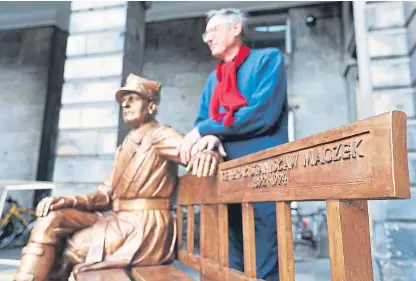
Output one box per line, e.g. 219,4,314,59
221,139,365,189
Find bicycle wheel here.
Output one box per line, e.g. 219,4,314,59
0,219,17,248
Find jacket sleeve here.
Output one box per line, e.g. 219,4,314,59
194,72,215,127
196,49,287,138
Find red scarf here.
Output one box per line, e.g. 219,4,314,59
209,45,250,127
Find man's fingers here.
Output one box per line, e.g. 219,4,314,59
219,144,227,157
209,156,218,176
206,140,215,151
190,143,199,158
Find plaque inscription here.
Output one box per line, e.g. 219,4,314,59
221,139,365,190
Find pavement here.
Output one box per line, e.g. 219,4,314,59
0,247,331,281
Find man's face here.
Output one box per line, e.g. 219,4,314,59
121,92,151,127
204,15,242,58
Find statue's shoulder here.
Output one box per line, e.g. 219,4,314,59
151,124,183,144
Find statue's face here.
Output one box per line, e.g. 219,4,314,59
121,92,153,127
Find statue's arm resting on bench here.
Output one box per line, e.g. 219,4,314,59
36,148,120,217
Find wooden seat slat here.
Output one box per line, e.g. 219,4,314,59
242,203,256,278
77,269,132,281
131,266,194,281
276,202,295,281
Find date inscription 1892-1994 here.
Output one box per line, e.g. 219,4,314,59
221,139,364,189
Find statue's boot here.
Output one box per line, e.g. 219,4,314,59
14,243,55,281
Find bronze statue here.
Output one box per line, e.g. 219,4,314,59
14,74,221,281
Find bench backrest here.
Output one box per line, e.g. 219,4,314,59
175,111,410,281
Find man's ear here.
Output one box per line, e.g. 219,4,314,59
232,21,243,37
148,101,158,115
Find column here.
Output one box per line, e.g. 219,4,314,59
52,1,146,197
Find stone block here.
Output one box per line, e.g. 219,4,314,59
373,222,416,260
69,7,127,33
71,1,126,12
366,2,406,30
372,88,415,117
58,108,82,129
85,31,125,55
408,10,416,53
407,122,416,150
52,183,99,197
64,54,123,80
368,29,408,58
56,129,117,156
53,156,114,183
377,259,416,281
79,104,120,129
371,189,416,222
61,77,122,104
370,58,412,89
66,34,86,57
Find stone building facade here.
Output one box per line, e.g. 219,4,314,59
0,1,415,280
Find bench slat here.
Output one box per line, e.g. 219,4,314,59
242,203,256,278
276,202,295,281
327,200,373,281
131,266,194,281
187,205,195,254
218,204,229,268
177,206,184,251
77,269,131,281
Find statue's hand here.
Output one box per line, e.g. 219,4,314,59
36,196,75,217
186,149,220,177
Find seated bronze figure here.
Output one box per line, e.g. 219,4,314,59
14,74,220,281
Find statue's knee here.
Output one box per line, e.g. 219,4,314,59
31,210,65,237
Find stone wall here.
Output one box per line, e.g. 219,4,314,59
288,3,349,140
0,26,67,207
359,2,416,280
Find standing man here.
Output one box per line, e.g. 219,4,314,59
178,8,289,281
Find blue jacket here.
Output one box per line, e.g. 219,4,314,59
194,47,289,160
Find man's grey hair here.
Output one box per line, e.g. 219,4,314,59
206,8,247,28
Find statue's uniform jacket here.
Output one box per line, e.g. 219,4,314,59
31,121,184,270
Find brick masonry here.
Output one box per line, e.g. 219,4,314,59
364,2,416,280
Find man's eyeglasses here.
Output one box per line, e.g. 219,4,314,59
202,23,232,43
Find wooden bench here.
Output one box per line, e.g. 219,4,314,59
78,111,411,281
